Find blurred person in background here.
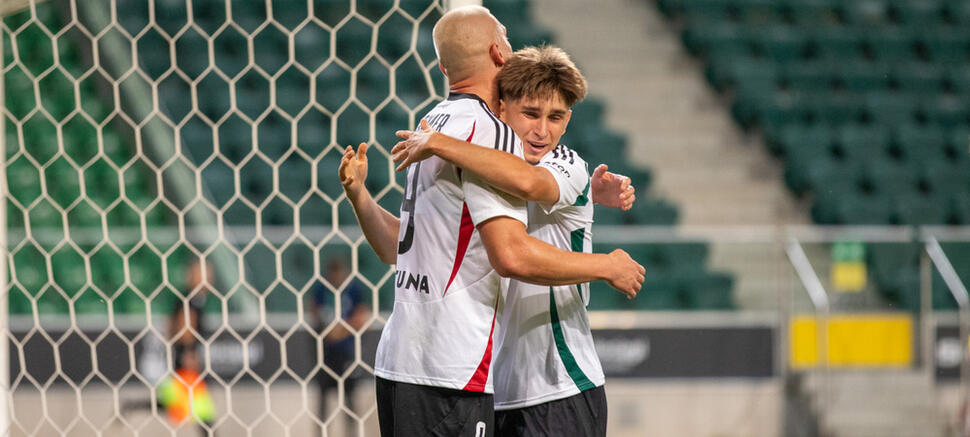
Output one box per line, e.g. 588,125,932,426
169,259,213,372
164,260,216,433
125,259,216,433
307,258,371,435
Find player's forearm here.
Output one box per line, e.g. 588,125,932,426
480,219,607,285
347,188,400,264
500,238,610,285
429,132,559,204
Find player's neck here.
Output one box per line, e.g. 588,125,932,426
448,78,499,113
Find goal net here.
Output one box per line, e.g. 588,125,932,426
1,0,450,435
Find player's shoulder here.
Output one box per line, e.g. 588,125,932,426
443,93,517,153
541,144,589,169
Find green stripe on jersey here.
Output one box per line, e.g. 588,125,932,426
550,288,595,392
549,226,594,392
570,227,585,253
572,179,590,207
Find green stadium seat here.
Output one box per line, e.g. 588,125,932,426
923,95,969,129
484,0,532,25
627,199,678,225
864,157,921,195
948,127,969,155
865,32,919,63
733,85,786,128
865,93,919,126
682,23,747,57
884,268,921,311
893,63,946,94
809,92,868,125
837,191,894,224
921,157,970,196
944,0,970,24
785,0,841,27
782,61,832,92
655,242,709,269
895,123,948,162
920,29,970,64
176,30,212,79
836,61,891,92
895,192,950,225
754,26,810,63
772,123,832,158
842,0,892,27
656,0,685,16
706,57,776,91
868,243,919,287
809,28,865,61
837,123,892,161
890,0,945,28
805,156,864,195
736,0,784,24
681,272,735,310
946,65,970,96
682,0,731,24
9,285,32,315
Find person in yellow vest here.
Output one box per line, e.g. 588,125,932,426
158,346,216,427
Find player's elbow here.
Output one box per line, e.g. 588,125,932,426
489,242,531,279
376,250,397,265
513,177,539,201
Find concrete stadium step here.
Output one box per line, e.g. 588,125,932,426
803,371,949,437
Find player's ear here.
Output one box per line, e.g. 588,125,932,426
563,109,573,132
498,99,507,117
489,43,506,67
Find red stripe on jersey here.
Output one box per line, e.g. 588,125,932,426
443,123,478,294
443,203,474,295
463,295,499,392
456,122,475,180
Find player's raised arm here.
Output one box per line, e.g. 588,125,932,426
477,216,645,298
393,120,561,204
339,142,401,265
394,121,636,210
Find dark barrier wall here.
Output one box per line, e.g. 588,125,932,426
10,325,776,385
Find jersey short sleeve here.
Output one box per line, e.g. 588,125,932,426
536,145,591,215
461,119,528,226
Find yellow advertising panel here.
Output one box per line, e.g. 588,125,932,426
791,314,912,368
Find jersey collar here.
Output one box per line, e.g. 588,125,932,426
447,92,488,104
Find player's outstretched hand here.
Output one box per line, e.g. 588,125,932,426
392,119,435,171
591,164,635,211
605,249,645,299
339,142,368,198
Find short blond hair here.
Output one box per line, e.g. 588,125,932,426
496,45,587,107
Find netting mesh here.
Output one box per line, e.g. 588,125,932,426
1,0,449,435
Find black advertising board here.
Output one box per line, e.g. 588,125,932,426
593,327,775,378
7,324,775,385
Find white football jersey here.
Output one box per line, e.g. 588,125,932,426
374,93,528,393
493,144,606,410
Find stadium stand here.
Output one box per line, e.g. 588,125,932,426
654,0,970,309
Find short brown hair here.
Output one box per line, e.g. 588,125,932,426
496,45,588,107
